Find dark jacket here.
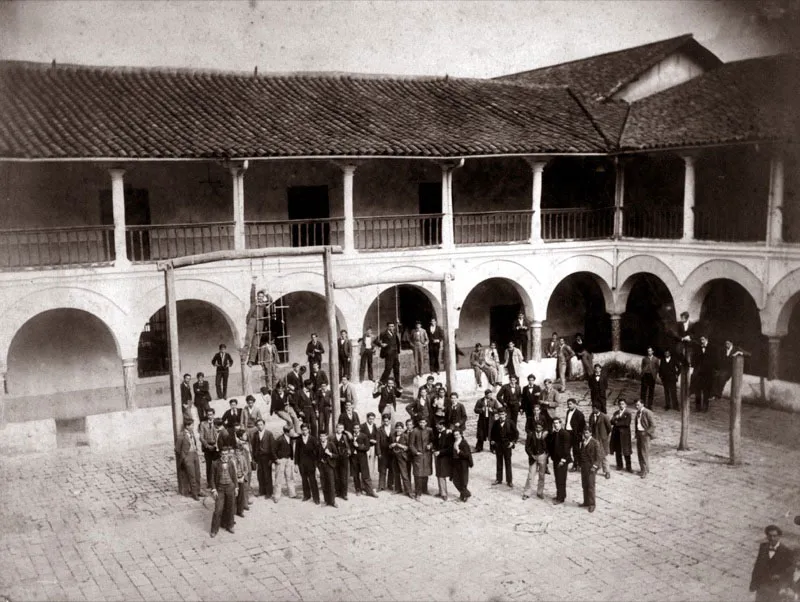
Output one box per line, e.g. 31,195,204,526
577,436,603,469
521,385,542,417
548,429,572,464
564,407,586,436
658,356,682,383
609,408,632,456
446,402,468,432
294,435,320,470
251,429,276,463
525,431,549,464
749,542,794,593
497,383,522,409
490,418,519,451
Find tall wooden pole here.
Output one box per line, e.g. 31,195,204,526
729,354,744,465
164,266,183,488
323,247,341,432
440,274,458,393
678,341,690,451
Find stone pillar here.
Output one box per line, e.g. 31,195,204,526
239,347,251,395
768,154,784,246
681,155,696,242
341,164,357,254
531,320,543,362
230,162,248,251
767,336,781,381
440,163,455,250
122,358,138,411
610,314,622,352
527,160,547,244
349,338,360,382
0,362,6,426
613,159,625,239
109,168,130,267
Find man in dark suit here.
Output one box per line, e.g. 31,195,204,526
691,335,716,412
587,364,608,413
361,412,379,481
209,449,238,537
317,431,338,508
633,399,656,478
176,419,202,500
181,373,194,423
547,417,572,504
221,399,242,428
446,392,468,433
285,363,303,392
490,409,518,487
659,349,681,411
640,347,660,409
376,413,395,491
332,423,352,500
294,423,320,504
428,318,445,375
750,525,794,602
211,344,234,400
577,427,602,512
251,418,276,498
378,321,402,386
193,372,212,422
305,333,325,372
338,329,352,380
563,398,586,472
521,374,542,433
295,379,318,437
498,375,523,427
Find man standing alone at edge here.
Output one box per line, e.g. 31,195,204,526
750,525,794,602
634,399,656,478
428,318,444,375
338,329,352,380
212,344,234,400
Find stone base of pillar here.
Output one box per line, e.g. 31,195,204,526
122,358,137,411
610,315,622,352
767,337,781,381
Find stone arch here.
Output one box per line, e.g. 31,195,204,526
270,269,360,333
129,278,245,355
453,259,540,323
0,286,127,367
681,260,764,317
544,255,615,315
615,255,681,315
763,269,800,336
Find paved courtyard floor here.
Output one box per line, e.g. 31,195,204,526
1,379,799,602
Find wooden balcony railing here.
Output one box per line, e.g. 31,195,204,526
694,207,766,242
541,206,614,241
454,210,532,245
127,222,235,262
0,225,115,269
355,214,442,250
246,218,344,249
623,206,683,239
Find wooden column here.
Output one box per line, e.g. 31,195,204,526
681,155,696,241
122,358,138,411
239,346,251,395
767,336,781,381
729,354,744,465
440,164,455,249
109,168,130,267
323,247,341,431
768,153,785,246
527,160,547,244
610,314,622,352
164,266,183,488
613,159,625,239
229,162,248,251
341,164,357,254
678,340,691,451
531,320,543,362
440,274,458,393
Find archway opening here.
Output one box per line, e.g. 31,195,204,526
697,279,766,376
780,298,800,382
6,308,122,420
459,278,528,363
621,274,676,354
545,272,611,351
137,300,236,379
362,285,436,350
272,292,345,370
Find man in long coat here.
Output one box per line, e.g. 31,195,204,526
431,421,453,501
473,389,501,452
609,398,632,472
503,341,524,381
409,417,434,499
588,405,611,479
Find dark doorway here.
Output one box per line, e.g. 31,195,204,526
621,275,675,355
101,188,151,261
490,304,522,353
418,183,442,245
288,185,330,247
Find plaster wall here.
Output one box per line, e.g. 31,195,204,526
615,51,707,102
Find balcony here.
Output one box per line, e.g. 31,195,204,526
0,225,115,269
454,210,532,245
127,222,235,263
624,206,682,239
355,214,442,250
541,206,614,241
246,218,344,249
694,207,766,243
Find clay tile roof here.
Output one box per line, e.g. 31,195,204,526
494,34,720,101
0,61,610,159
620,54,800,151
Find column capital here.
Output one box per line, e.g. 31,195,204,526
332,160,363,174
121,357,137,368
108,167,126,179
438,158,465,172
531,320,543,328
609,313,622,321
223,159,249,175
524,157,550,171
680,152,698,166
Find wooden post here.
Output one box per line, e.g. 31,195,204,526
729,354,744,465
164,266,183,488
440,274,457,393
239,347,250,395
122,358,138,411
323,247,341,432
678,341,690,451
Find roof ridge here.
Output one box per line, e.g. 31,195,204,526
493,34,693,80
566,88,615,150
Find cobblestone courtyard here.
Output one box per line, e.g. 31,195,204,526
2,379,799,602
